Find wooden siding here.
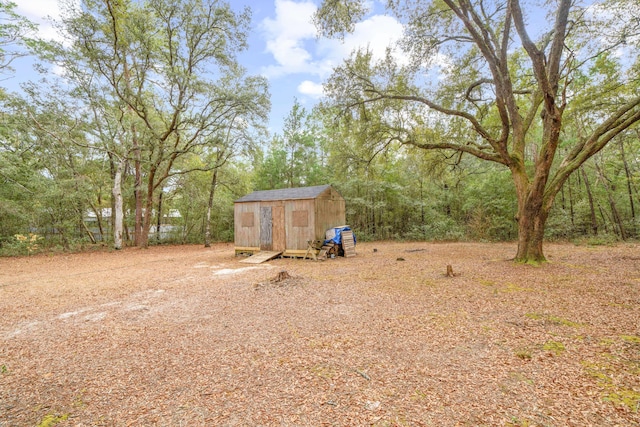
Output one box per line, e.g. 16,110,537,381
285,199,315,251
234,202,259,248
315,188,346,239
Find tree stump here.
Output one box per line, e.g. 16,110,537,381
274,270,292,282
446,265,455,277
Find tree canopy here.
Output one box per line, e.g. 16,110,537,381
314,0,640,262
0,0,638,256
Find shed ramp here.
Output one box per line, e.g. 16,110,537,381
239,251,282,264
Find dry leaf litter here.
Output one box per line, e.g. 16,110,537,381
0,242,639,426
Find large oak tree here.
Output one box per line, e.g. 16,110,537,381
315,0,640,262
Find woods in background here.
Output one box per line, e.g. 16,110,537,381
1,0,638,256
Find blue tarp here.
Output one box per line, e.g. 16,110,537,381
324,226,356,246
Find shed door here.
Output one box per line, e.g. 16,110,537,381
260,206,285,252
272,206,285,252
260,207,272,250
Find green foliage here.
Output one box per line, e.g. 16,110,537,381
315,0,640,262
1,0,639,250
255,100,326,190
462,166,517,241
0,1,38,75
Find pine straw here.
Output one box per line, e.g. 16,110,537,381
1,241,639,426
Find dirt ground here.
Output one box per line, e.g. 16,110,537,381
1,241,639,427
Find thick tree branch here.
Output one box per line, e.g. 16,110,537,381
403,138,506,164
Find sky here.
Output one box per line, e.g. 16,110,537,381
9,0,406,135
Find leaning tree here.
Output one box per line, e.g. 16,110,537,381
315,0,640,262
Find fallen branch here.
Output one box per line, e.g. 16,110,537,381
355,369,371,381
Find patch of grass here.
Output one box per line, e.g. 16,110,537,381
310,364,336,379
573,234,619,247
543,340,566,356
373,417,411,427
525,313,544,321
0,364,7,374
621,335,640,344
509,371,534,385
506,416,532,427
606,302,634,309
73,391,87,409
599,338,615,347
603,389,640,412
502,283,533,293
37,414,69,427
548,315,583,327
582,335,640,412
482,281,533,294
411,389,428,401
514,348,533,360
582,361,612,384
525,313,583,327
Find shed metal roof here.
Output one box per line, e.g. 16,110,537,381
235,184,333,202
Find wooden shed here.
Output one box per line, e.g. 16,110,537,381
234,184,346,257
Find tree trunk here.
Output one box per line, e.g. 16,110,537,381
595,159,627,240
619,140,636,236
515,205,549,263
156,191,163,243
139,181,153,248
581,167,598,235
112,160,124,250
567,174,575,227
120,33,143,247
81,220,98,244
133,129,143,246
204,167,219,248
88,202,105,241
512,167,550,264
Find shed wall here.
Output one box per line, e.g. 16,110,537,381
314,189,346,238
285,199,316,251
234,202,260,248
234,186,346,254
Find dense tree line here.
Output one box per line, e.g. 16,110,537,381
0,0,638,257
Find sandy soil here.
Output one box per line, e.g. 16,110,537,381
1,241,639,426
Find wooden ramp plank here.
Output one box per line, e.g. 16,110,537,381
239,251,282,264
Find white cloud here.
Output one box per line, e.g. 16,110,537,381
315,14,406,74
14,0,62,21
13,0,75,43
297,80,324,98
260,0,406,80
261,0,317,77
